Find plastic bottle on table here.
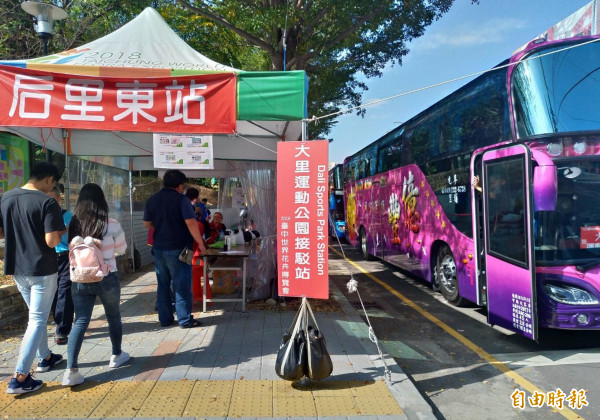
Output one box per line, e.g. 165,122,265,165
224,235,231,251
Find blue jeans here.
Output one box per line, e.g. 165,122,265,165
51,253,74,337
67,272,122,369
13,274,58,375
153,249,193,326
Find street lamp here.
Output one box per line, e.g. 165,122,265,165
21,1,67,55
21,2,67,163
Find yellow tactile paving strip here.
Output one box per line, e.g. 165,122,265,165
0,379,403,418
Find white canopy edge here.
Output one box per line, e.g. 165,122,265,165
2,125,281,172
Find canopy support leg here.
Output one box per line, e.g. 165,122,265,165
62,130,71,211
129,158,136,272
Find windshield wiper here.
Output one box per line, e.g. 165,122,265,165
575,259,600,273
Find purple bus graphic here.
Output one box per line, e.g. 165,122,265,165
343,35,600,340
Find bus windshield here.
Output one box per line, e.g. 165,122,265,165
535,158,600,266
512,40,600,138
331,167,343,191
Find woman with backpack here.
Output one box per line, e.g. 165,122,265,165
62,183,129,386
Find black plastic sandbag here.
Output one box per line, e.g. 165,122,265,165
306,325,333,380
275,329,307,381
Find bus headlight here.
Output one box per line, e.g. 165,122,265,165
546,142,564,157
572,140,587,155
543,284,599,305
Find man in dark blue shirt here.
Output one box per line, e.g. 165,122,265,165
195,198,210,221
143,170,206,328
48,185,74,345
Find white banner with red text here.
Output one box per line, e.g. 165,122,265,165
0,65,236,134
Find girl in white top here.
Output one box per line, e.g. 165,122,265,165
62,183,129,387
102,218,127,272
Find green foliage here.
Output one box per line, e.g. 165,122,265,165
0,0,43,59
189,177,216,189
159,2,270,70
1,0,462,139
132,175,162,204
0,0,159,58
174,0,458,138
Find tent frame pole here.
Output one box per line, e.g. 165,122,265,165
129,158,136,273
63,129,71,211
302,120,308,142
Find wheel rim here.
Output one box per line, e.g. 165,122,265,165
361,230,367,257
439,255,457,293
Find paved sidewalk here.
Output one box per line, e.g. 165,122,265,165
0,251,435,419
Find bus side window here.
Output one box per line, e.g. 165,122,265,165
377,147,387,173
353,157,360,181
377,142,400,171
359,158,365,180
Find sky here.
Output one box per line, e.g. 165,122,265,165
326,0,593,164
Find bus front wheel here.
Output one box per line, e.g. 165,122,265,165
359,227,372,261
435,246,463,306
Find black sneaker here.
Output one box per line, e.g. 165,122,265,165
36,353,64,372
54,335,68,345
6,373,43,394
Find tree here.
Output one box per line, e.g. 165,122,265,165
0,0,158,59
174,0,458,137
0,0,465,138
158,2,271,71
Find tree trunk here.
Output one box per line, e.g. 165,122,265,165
272,26,301,70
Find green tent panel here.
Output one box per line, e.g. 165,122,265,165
237,71,307,121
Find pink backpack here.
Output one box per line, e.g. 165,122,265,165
69,236,109,283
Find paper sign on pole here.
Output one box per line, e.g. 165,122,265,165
277,140,329,299
232,186,245,206
153,134,213,169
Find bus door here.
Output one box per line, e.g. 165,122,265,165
471,153,485,306
481,144,537,340
371,180,384,258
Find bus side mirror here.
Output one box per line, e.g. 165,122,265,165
533,165,557,211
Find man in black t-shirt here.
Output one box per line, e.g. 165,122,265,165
0,162,66,394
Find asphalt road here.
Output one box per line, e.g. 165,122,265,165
328,241,600,420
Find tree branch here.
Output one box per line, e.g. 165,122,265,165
64,4,118,50
319,3,388,54
302,6,327,40
290,3,389,67
176,0,274,54
286,51,311,69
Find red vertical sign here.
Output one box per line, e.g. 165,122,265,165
277,140,329,299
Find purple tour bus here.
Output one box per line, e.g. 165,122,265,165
343,35,600,341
